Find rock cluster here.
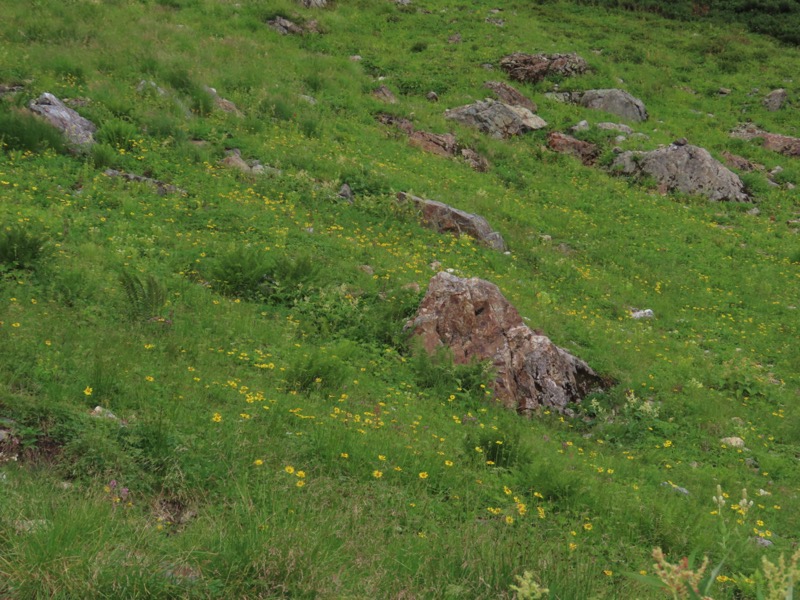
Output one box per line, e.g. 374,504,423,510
405,272,603,414
483,80,537,112
731,124,800,158
500,52,589,83
547,132,599,166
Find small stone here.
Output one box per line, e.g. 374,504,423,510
630,309,654,319
661,481,690,495
720,436,745,448
747,207,761,216
718,87,731,95
338,183,354,202
358,265,374,276
426,91,439,102
674,137,688,146
570,120,590,132
299,94,317,105
754,537,774,547
350,55,362,61
91,406,118,420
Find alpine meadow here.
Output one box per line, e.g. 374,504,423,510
0,0,799,598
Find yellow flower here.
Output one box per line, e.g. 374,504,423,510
212,413,222,422
145,376,155,382
569,543,578,551
583,523,593,531
603,570,613,577
372,470,383,479
378,455,386,461
505,516,514,525
253,459,263,466
419,472,428,479
503,486,512,495
284,466,295,474
296,471,306,478
84,386,93,396
537,507,546,519
340,453,349,459
296,480,305,488
663,440,673,448
444,460,454,467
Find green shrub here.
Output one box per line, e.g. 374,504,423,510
0,108,66,153
0,225,51,271
283,347,351,394
119,271,169,322
96,118,139,150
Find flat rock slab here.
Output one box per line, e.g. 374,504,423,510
549,89,647,122
612,144,750,202
445,99,546,139
500,52,588,84
409,131,458,157
484,81,537,112
731,125,800,158
405,272,603,414
397,192,506,251
547,132,599,165
28,93,96,147
268,16,305,35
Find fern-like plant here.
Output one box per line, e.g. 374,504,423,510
119,271,168,323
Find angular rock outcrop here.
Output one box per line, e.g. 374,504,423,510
408,131,458,157
445,99,547,139
549,89,647,122
397,193,506,251
731,125,800,158
268,16,304,35
547,132,599,166
405,272,603,414
28,93,96,147
612,144,750,202
483,81,537,112
763,88,787,111
500,52,588,84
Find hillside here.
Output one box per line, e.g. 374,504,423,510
1,0,799,598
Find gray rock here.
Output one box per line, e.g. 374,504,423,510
570,120,590,132
445,99,546,139
718,87,731,95
405,272,603,414
500,52,589,84
202,86,242,116
268,16,304,35
28,93,96,147
597,122,633,135
338,183,354,202
612,144,750,202
754,537,774,547
661,482,690,495
630,309,654,319
763,88,787,111
426,91,439,102
576,89,648,122
136,80,167,96
372,85,397,104
484,81,537,112
397,192,507,251
300,0,326,6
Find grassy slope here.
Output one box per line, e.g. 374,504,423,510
0,0,798,597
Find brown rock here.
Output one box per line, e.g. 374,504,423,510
500,52,589,84
722,152,756,172
409,131,458,157
377,113,414,135
461,148,490,172
763,88,787,111
731,125,800,158
405,272,602,414
397,192,506,251
484,81,537,112
547,132,599,166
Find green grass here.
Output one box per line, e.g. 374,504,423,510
0,0,798,597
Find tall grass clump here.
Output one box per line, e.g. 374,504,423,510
0,108,65,154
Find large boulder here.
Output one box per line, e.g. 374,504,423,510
547,132,599,166
405,272,603,414
612,143,750,202
28,93,96,147
500,52,589,84
731,125,800,158
445,99,547,139
397,193,506,251
483,81,537,112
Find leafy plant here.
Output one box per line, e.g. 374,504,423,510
119,270,168,322
0,225,51,271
